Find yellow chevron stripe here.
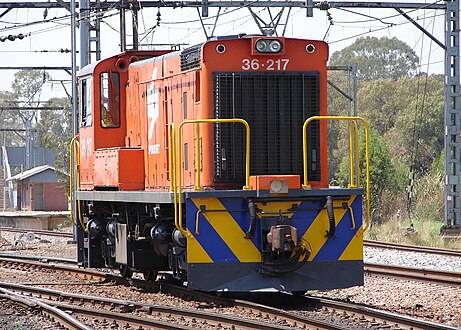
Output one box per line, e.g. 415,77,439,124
339,231,363,260
302,197,356,261
187,233,213,263
192,198,261,262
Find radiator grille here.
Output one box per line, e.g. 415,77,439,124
180,44,202,71
213,72,320,183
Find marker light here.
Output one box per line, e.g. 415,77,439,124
216,44,226,53
306,44,316,53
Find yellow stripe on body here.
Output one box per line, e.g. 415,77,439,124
187,234,213,263
191,198,261,262
302,197,356,261
339,230,363,260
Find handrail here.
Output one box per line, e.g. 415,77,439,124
169,123,182,236
349,120,360,187
168,124,175,193
172,119,252,238
302,116,370,231
353,121,361,187
69,136,87,232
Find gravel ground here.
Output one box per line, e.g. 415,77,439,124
0,299,60,330
364,246,461,272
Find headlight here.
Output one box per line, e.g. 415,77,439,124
255,39,268,52
270,180,288,193
255,38,283,53
269,40,282,52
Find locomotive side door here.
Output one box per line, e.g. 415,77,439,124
78,75,95,190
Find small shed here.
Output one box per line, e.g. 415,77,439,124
8,165,68,211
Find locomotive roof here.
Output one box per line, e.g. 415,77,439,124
77,50,165,77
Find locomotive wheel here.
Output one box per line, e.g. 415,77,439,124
119,265,133,278
143,270,158,281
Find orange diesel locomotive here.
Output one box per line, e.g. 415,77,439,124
74,35,370,292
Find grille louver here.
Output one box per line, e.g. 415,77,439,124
213,72,320,183
180,44,202,71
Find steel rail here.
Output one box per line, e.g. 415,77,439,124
364,239,461,257
0,256,108,281
308,295,459,330
0,282,317,330
0,252,76,264
0,226,73,238
158,283,350,330
364,262,461,286
0,287,91,330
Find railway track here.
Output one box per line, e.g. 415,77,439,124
1,254,460,329
0,255,339,329
364,239,461,257
365,262,461,286
303,295,459,330
0,226,73,239
0,287,90,330
2,239,461,329
0,280,340,329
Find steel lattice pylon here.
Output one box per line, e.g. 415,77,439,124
444,0,461,228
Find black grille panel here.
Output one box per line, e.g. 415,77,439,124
180,44,202,71
213,72,320,183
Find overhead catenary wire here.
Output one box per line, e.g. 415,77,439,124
406,10,437,215
333,0,444,24
329,10,444,44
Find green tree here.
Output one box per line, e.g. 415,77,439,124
0,91,25,147
35,97,72,190
336,127,396,208
326,70,351,177
357,78,417,136
329,36,419,81
12,70,50,105
386,74,444,172
1,70,51,149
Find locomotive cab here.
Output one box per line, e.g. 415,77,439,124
76,50,173,272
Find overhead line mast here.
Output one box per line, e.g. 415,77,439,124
1,1,458,230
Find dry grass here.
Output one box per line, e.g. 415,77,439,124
365,170,461,250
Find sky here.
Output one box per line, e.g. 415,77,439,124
0,0,446,100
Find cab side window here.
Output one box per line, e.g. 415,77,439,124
79,77,93,127
100,72,120,128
